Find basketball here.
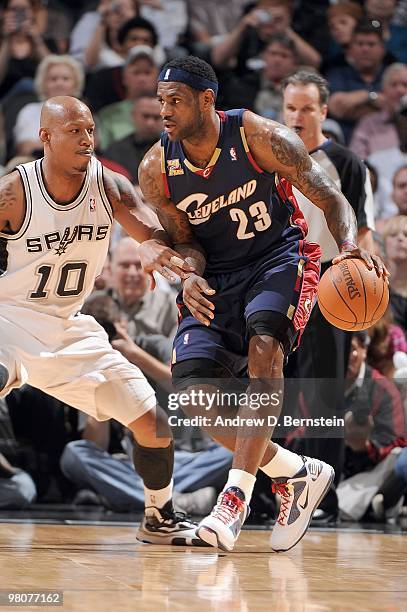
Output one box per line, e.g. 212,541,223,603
317,258,389,331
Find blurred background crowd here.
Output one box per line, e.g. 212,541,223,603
0,0,406,528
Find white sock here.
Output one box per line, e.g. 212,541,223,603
260,445,304,478
224,469,256,504
144,479,173,509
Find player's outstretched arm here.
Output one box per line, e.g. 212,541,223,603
103,165,194,286
0,172,25,234
243,111,387,278
138,143,215,325
138,143,206,272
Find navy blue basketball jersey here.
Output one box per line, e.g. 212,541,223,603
161,109,308,273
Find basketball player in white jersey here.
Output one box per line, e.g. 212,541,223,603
0,96,206,546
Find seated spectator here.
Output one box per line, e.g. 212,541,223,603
138,0,187,56
186,0,248,52
40,0,71,54
0,397,36,509
12,54,85,157
0,0,53,100
321,118,345,145
392,164,407,215
102,93,162,183
211,0,321,74
81,292,173,392
84,16,162,112
383,215,407,334
337,331,405,521
368,96,407,219
327,19,387,143
6,385,74,501
108,236,179,363
371,445,407,521
365,0,407,63
324,1,364,72
372,348,407,520
254,33,298,121
350,63,407,159
69,0,138,71
367,309,407,378
114,14,165,68
61,414,231,515
96,46,159,150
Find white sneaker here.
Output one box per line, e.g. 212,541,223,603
136,500,210,546
196,486,250,551
270,456,335,552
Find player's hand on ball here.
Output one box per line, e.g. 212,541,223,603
183,274,216,326
333,245,389,280
137,239,195,289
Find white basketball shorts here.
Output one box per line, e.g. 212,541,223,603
0,305,156,425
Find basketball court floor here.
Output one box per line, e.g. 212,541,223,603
1,508,406,611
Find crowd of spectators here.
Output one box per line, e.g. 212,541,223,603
0,0,406,525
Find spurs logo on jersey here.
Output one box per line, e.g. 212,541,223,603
0,156,113,318
26,224,109,255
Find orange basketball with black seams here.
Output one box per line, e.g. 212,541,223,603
317,258,389,331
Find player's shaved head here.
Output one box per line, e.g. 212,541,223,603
39,95,95,175
40,96,92,128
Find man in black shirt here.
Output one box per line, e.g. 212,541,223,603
282,70,375,522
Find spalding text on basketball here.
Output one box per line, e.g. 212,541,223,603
338,261,361,300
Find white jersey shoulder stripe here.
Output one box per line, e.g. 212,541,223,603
0,164,33,241
34,158,92,212
96,160,113,222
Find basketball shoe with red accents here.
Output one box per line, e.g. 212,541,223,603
270,456,335,552
196,486,250,551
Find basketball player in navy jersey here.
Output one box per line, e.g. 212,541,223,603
0,95,209,547
138,57,387,552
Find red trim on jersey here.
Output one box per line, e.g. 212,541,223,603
246,149,264,173
276,176,308,238
162,170,171,199
176,302,184,322
194,166,215,178
216,110,227,122
292,241,321,346
294,240,304,292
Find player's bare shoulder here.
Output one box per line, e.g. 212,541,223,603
242,110,308,175
101,164,142,214
0,170,26,233
138,141,168,208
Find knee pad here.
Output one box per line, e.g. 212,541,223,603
247,310,297,357
132,440,174,490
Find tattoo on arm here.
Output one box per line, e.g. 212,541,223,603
104,172,139,210
139,150,206,271
0,181,16,212
140,164,195,244
270,127,357,247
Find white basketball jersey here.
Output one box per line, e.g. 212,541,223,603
0,156,112,318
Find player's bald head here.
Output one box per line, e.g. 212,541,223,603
40,96,92,129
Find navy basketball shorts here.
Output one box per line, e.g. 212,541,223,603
172,240,321,382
